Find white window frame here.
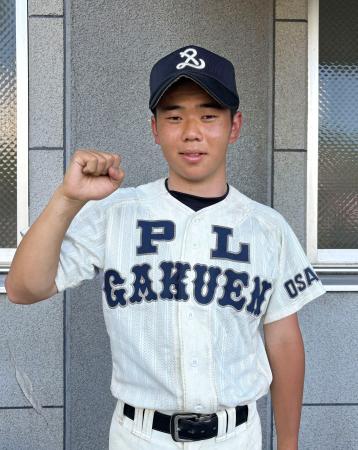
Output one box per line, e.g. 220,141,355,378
0,0,28,281
307,0,358,274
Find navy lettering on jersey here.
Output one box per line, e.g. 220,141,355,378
294,273,306,291
284,279,298,298
304,267,319,285
246,276,272,316
193,264,221,305
103,260,290,320
218,269,249,311
129,263,158,303
211,225,249,263
159,261,190,301
137,220,175,255
103,269,127,307
284,266,320,299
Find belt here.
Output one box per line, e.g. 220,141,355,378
123,402,248,442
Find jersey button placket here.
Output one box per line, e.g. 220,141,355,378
178,214,217,412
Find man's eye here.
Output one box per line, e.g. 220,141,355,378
202,115,217,120
167,116,181,121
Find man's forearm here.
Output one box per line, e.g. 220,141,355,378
268,334,305,450
6,185,87,303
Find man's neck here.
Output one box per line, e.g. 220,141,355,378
167,175,228,198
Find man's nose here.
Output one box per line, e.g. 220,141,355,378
182,119,202,141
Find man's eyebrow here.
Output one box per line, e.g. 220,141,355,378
198,102,225,109
157,104,183,111
157,102,224,111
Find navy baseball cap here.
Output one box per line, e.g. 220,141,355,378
149,45,240,112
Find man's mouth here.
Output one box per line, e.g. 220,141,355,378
179,151,207,162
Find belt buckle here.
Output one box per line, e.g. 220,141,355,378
170,413,200,442
170,412,216,442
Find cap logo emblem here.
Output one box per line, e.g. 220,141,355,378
176,48,206,70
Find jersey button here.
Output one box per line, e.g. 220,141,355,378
191,358,198,367
195,404,203,412
188,312,193,319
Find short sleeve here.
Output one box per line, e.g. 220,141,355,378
263,218,326,324
53,200,107,293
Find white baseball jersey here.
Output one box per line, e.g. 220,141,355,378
23,177,326,414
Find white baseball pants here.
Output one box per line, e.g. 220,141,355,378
109,399,262,449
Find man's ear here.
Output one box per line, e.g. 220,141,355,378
151,115,160,145
229,111,243,144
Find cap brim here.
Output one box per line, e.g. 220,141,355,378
149,73,239,112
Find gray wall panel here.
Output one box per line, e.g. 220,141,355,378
29,18,63,148
300,405,358,450
276,0,307,20
274,405,358,450
274,22,307,149
0,293,63,407
29,149,64,221
29,0,63,16
298,292,358,404
273,151,306,244
0,408,63,450
257,392,270,449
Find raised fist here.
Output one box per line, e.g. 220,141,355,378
60,149,125,202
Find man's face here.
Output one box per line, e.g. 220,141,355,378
151,79,242,193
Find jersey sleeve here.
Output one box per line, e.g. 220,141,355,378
262,217,326,324
21,199,107,294
54,200,107,293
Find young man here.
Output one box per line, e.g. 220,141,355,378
6,45,326,449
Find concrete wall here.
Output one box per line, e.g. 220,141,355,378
2,0,357,449
0,1,65,449
272,1,358,449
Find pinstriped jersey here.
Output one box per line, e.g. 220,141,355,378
24,178,326,413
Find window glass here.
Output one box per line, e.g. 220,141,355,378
318,0,358,249
0,0,17,248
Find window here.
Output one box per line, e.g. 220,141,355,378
307,0,358,272
0,0,28,281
